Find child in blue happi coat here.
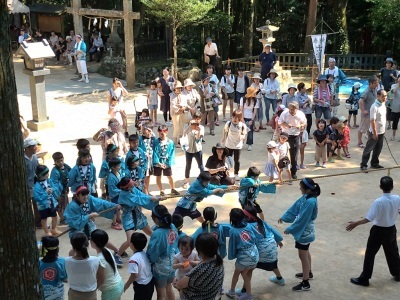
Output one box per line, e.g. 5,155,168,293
34,165,63,236
68,148,97,196
172,214,187,243
191,207,228,258
278,177,320,292
39,236,67,300
99,144,125,199
115,177,166,258
50,152,71,225
239,166,277,221
173,171,233,223
107,157,124,231
126,155,144,191
139,125,156,194
125,134,147,178
244,205,285,288
226,208,259,300
147,205,179,300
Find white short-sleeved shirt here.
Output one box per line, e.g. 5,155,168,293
369,101,386,134
267,151,279,163
65,256,100,292
204,43,218,56
236,76,246,93
98,249,122,291
278,110,307,136
277,141,290,159
240,98,259,119
224,121,248,149
365,193,400,227
128,251,153,285
301,130,309,143
221,75,235,94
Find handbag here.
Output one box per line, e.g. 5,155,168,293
332,95,341,107
179,135,189,152
278,156,290,169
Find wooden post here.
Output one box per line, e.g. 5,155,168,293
72,0,83,36
123,0,135,89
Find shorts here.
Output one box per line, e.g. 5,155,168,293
222,91,235,101
295,241,310,250
133,278,155,300
235,92,245,104
257,260,278,271
315,105,332,120
101,280,123,300
39,208,57,219
154,275,174,288
235,261,257,271
358,115,370,133
153,166,172,176
348,110,358,115
241,201,263,213
148,104,158,110
173,206,201,220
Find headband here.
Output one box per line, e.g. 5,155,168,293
107,144,117,154
43,246,58,257
302,178,316,190
76,185,89,195
152,206,163,219
121,179,134,190
38,167,49,177
243,209,257,221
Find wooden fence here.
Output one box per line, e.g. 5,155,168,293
223,53,386,73
135,41,166,62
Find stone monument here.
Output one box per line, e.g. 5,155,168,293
16,40,55,131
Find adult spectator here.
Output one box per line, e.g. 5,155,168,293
313,75,333,125
234,66,250,107
346,176,400,287
55,36,66,64
107,77,129,137
205,143,235,185
296,82,313,135
182,78,201,119
282,83,299,108
157,67,175,126
89,32,104,63
49,31,59,52
324,57,347,117
258,43,277,81
199,74,216,136
360,89,387,171
24,138,41,228
357,76,379,147
380,58,397,91
389,76,400,141
74,34,89,84
170,81,188,147
33,28,43,42
278,102,307,179
262,68,280,123
203,37,220,67
64,36,75,65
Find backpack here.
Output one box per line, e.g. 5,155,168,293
225,121,246,137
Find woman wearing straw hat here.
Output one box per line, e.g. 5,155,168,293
262,69,280,125
182,78,200,119
251,73,265,131
240,87,259,151
170,81,189,147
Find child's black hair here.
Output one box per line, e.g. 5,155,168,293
70,232,89,259
317,119,327,129
106,144,118,155
35,164,49,178
126,155,139,169
52,152,63,161
202,207,217,230
116,177,131,190
141,108,150,117
230,208,246,228
246,166,261,178
158,125,168,132
150,80,157,86
172,214,184,234
128,134,139,142
76,139,90,151
152,205,172,228
41,236,59,263
380,176,394,193
130,232,147,251
195,233,223,267
90,229,116,274
300,178,321,197
197,171,211,183
108,157,121,168
244,205,265,237
329,116,339,125
178,236,194,251
77,149,91,166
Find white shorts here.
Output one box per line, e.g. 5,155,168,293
76,60,87,75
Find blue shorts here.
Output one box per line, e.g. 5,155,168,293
148,104,158,110
235,261,257,271
154,275,174,288
315,105,332,120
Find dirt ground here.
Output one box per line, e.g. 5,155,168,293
17,60,400,299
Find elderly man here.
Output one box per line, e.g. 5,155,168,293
324,57,347,117
360,89,387,171
357,76,379,147
278,102,307,179
258,43,277,81
203,37,220,67
89,32,104,63
73,34,89,83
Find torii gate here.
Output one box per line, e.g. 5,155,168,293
67,0,140,88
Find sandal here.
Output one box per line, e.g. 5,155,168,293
254,128,260,132
346,154,351,158
259,126,266,130
357,143,365,148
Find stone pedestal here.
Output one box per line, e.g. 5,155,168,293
23,68,54,131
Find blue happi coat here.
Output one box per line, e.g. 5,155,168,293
192,223,228,258
33,179,62,211
50,164,71,194
153,138,175,168
125,147,147,177
125,166,144,191
39,257,67,300
99,156,125,179
228,223,259,267
68,163,97,194
238,177,276,207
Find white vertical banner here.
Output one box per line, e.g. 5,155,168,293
311,34,327,73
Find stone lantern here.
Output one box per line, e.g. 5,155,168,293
16,40,55,130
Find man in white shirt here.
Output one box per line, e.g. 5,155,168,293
203,37,220,67
278,102,307,179
360,89,387,171
346,176,400,286
221,65,235,121
89,32,104,62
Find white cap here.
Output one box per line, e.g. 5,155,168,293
338,116,347,123
267,141,278,148
264,43,271,48
353,82,363,89
23,138,38,148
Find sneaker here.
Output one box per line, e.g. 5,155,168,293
390,136,395,141
215,121,220,126
321,163,327,168
171,189,180,196
315,162,320,167
235,288,245,296
160,190,165,196
387,124,392,129
210,131,215,136
78,78,85,82
234,174,240,181
85,78,89,84
328,158,335,163
111,223,123,230
223,117,227,122
336,156,345,160
225,289,236,298
292,174,297,180
238,293,254,300
59,219,67,225
120,251,128,258
269,276,286,286
295,272,314,279
292,281,311,292
300,164,306,169
360,166,368,172
371,164,384,169
247,145,252,151
296,165,300,170
202,139,206,144
114,254,123,267
182,182,189,189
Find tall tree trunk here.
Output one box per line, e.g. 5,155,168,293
243,0,255,56
0,1,43,299
303,0,318,53
172,23,178,79
338,0,349,53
